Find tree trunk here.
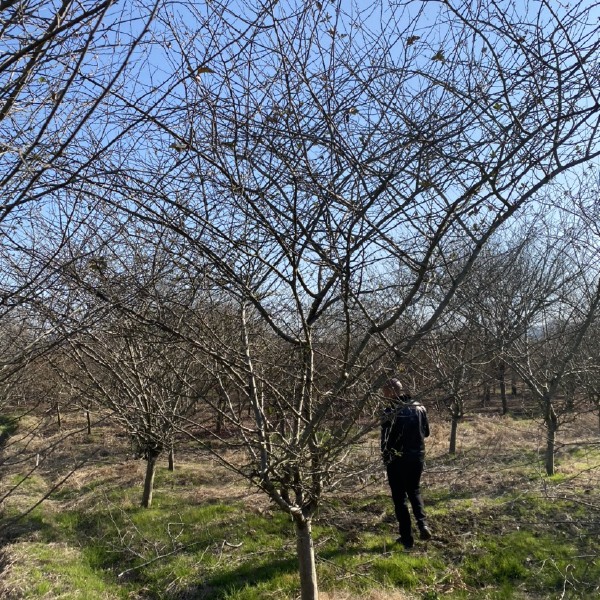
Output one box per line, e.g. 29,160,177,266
511,371,517,397
498,362,508,414
449,415,459,455
544,398,558,476
56,402,62,429
545,422,556,476
168,446,175,472
481,381,490,408
294,517,319,600
86,409,92,435
141,451,159,508
216,406,224,435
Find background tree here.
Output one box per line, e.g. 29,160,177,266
48,215,215,508
422,325,477,455
565,160,600,434
502,221,600,476
0,1,166,512
573,337,600,434
450,224,573,414
65,315,203,508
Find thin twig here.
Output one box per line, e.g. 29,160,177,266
117,539,243,578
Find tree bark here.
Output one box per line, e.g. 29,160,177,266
545,423,556,476
141,451,159,508
294,517,319,600
449,415,459,455
544,399,558,476
86,409,91,435
216,405,224,435
481,381,490,408
168,446,175,472
498,362,508,414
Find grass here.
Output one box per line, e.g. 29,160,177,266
0,415,18,442
1,542,130,599
0,410,599,599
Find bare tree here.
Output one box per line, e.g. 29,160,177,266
564,159,600,435
422,327,474,455
573,339,600,434
503,230,600,476
0,0,165,382
3,0,596,596
451,226,573,412
46,217,214,508
64,317,202,508
0,1,163,234
79,1,600,597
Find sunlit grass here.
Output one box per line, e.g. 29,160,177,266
4,542,130,599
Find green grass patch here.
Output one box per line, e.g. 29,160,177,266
15,489,302,598
371,551,442,588
0,414,18,441
50,478,108,501
459,528,598,596
153,464,214,488
5,486,599,600
6,542,131,599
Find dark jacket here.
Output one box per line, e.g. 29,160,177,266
381,396,430,463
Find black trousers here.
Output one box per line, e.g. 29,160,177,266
386,456,427,544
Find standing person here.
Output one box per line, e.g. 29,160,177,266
381,377,432,549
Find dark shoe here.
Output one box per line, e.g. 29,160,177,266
396,536,414,549
419,526,432,541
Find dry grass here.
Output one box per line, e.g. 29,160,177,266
320,590,414,600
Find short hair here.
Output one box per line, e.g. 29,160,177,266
383,377,403,397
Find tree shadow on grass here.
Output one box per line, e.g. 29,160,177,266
167,539,398,600
171,554,299,599
0,511,52,545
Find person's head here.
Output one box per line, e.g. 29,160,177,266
382,377,408,403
